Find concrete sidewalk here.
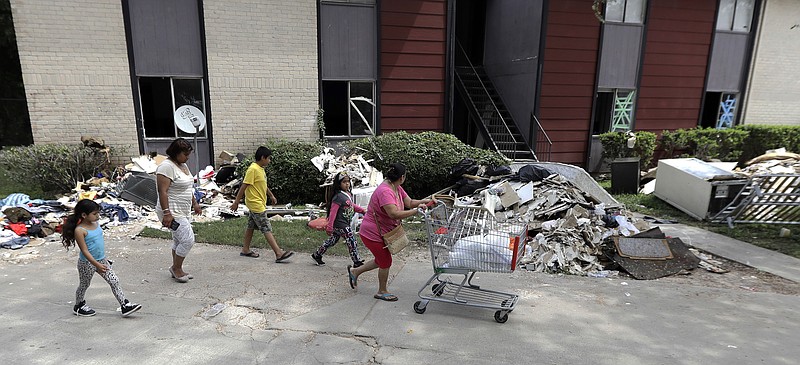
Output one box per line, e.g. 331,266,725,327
0,224,798,364
652,222,800,283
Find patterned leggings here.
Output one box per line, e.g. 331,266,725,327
315,227,362,263
75,258,127,306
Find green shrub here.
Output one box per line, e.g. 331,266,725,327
344,131,508,197
0,144,115,194
235,139,326,205
659,129,691,158
736,125,800,162
598,131,657,169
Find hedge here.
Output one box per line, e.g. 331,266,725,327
0,144,115,194
345,131,508,197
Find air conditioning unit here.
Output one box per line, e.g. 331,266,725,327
654,158,748,220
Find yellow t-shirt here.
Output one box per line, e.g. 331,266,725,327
244,162,268,213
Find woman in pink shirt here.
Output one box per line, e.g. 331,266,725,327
347,163,432,302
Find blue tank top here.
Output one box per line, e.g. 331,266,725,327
78,225,105,262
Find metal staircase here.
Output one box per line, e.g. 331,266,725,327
455,43,537,161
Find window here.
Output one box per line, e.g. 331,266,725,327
717,0,755,32
701,92,738,129
139,77,206,138
593,89,636,134
321,81,375,137
605,0,647,24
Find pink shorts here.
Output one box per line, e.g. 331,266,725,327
360,235,392,269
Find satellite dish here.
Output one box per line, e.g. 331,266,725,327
174,105,206,134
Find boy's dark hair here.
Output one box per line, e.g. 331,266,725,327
386,162,406,182
61,199,101,249
165,138,193,159
255,146,272,161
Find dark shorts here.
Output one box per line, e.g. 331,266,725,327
247,211,273,233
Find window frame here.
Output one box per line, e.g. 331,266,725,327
138,76,207,139
605,0,647,24
716,0,755,33
321,79,376,138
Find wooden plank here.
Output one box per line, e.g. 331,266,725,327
381,26,446,41
381,92,444,105
381,0,446,15
640,76,704,88
380,79,444,92
546,24,601,38
539,84,595,97
539,108,592,120
381,53,445,67
382,117,444,130
545,36,601,51
381,66,444,79
381,105,443,117
381,12,445,29
381,40,445,55
538,118,592,130
642,65,707,78
540,61,597,74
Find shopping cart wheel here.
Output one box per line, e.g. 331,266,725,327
494,311,509,323
413,301,427,314
431,283,444,296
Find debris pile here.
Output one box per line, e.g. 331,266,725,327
2,146,387,258
735,150,800,176
443,160,652,276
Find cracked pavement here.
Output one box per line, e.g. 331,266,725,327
1,227,799,364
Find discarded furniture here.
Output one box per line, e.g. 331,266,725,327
654,158,748,220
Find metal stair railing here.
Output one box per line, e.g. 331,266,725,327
710,174,800,227
531,113,551,162
456,40,525,160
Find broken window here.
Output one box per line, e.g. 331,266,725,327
593,89,636,134
701,92,738,129
321,80,375,137
605,0,647,24
717,0,755,32
139,77,206,139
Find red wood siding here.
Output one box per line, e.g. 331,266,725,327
636,0,716,135
538,0,601,166
380,0,447,132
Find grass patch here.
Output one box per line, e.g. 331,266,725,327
139,217,430,256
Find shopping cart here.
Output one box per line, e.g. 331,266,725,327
413,202,528,323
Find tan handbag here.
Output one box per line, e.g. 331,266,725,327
373,187,410,254
374,210,410,254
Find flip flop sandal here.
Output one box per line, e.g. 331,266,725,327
275,250,294,263
374,293,398,302
168,267,194,280
168,267,190,283
240,251,260,258
347,265,357,289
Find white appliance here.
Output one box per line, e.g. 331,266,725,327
654,158,748,220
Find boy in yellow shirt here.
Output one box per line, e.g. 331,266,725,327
230,147,294,262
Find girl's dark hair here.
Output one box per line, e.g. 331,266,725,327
385,162,406,182
326,171,350,216
166,138,193,160
61,199,101,249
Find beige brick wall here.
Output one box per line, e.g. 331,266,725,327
12,0,320,165
10,0,138,162
203,0,320,158
743,0,800,125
